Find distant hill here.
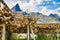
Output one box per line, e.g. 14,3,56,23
11,4,60,23
49,13,60,21
49,14,59,18
25,12,58,23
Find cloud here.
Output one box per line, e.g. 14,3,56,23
4,0,17,9
53,1,56,4
36,0,43,3
37,6,60,16
38,7,56,15
55,7,60,16
18,2,36,12
44,0,53,1
16,0,43,12
3,0,60,16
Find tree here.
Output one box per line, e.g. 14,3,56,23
0,0,10,10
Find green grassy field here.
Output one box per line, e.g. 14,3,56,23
13,39,33,40
6,32,60,40
10,36,59,40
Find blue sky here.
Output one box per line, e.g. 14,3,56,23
3,0,60,16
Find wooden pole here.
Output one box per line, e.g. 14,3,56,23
2,24,5,40
27,11,30,40
27,25,30,40
30,27,35,40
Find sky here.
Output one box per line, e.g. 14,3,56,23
3,0,60,16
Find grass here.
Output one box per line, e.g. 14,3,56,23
11,36,60,40
12,39,33,40
36,35,51,40
6,33,60,40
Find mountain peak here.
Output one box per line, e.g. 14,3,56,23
11,3,22,12
16,3,19,6
49,13,59,17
